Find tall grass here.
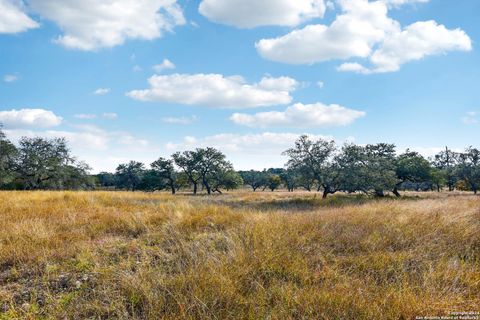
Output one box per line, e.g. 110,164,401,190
0,191,478,319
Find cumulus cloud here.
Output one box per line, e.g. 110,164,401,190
0,0,38,34
365,20,472,73
153,59,176,73
163,116,197,125
199,0,325,28
93,88,111,95
127,74,297,108
256,0,471,73
230,103,365,128
256,0,399,64
26,0,185,50
0,108,62,128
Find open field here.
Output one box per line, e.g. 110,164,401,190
0,191,479,319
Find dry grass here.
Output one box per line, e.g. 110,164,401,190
0,191,479,319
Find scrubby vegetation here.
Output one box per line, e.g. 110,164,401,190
0,191,478,319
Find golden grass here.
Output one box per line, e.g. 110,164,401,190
0,191,479,319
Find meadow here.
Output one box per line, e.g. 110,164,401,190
0,191,478,319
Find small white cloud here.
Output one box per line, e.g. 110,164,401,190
133,65,143,72
153,59,176,73
230,103,365,128
74,114,97,119
127,74,297,109
0,108,62,128
93,88,111,95
317,81,324,89
199,0,326,28
0,0,39,34
102,113,118,120
162,116,197,125
337,62,372,74
462,111,478,125
3,74,19,83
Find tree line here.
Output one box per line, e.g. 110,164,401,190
1,127,479,196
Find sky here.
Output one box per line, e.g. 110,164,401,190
0,0,479,172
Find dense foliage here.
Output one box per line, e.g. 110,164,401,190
0,128,479,195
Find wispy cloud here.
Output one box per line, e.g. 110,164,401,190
3,74,19,83
462,111,478,125
74,114,97,119
162,115,197,125
93,88,111,95
102,113,118,120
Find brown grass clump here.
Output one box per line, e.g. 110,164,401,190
0,191,478,319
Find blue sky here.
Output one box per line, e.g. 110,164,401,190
0,0,478,172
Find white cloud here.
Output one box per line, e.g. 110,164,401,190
102,112,118,120
3,74,19,82
337,62,372,74
256,0,399,64
73,113,117,120
326,1,335,10
365,20,472,73
317,81,324,88
133,65,143,72
26,0,185,50
93,88,111,95
0,108,62,128
230,103,365,128
153,59,176,73
462,111,478,125
199,0,326,28
74,114,97,119
383,0,428,7
0,0,38,34
127,74,297,108
256,0,471,73
166,132,337,170
163,116,197,125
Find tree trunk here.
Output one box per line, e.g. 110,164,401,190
392,186,401,198
170,185,176,195
375,190,385,197
193,182,197,195
322,189,329,199
203,177,211,195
